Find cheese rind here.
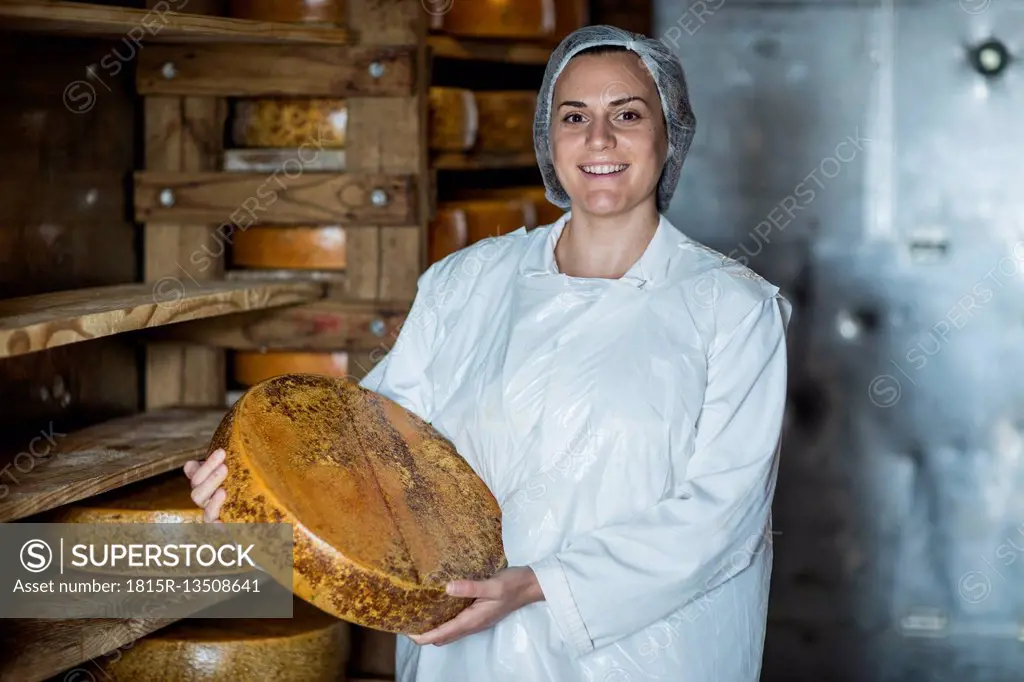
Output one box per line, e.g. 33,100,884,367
50,474,203,525
429,0,556,38
232,226,347,270
429,199,532,263
233,352,350,387
212,373,507,633
232,99,347,149
227,0,346,25
473,91,538,154
94,599,351,681
428,87,478,152
451,186,566,227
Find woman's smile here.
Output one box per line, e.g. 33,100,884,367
579,163,630,177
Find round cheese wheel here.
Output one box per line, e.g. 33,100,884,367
428,87,478,152
451,186,565,227
473,91,537,154
51,474,202,525
209,374,506,633
233,352,350,387
232,99,347,149
428,206,468,264
430,199,533,263
47,473,253,577
227,0,345,25
552,0,588,43
429,0,556,38
94,598,351,681
232,226,347,270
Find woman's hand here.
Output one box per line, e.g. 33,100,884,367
409,567,544,647
183,447,228,523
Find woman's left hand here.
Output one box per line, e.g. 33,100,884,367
409,566,544,647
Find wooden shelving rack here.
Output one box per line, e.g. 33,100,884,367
0,1,425,680
0,0,593,679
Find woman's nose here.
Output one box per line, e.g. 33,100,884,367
585,117,616,151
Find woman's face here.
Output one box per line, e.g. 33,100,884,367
549,50,668,217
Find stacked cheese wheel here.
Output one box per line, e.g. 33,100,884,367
429,87,537,155
51,473,204,525
472,90,538,154
233,351,350,387
429,188,565,264
92,598,351,682
232,98,348,150
227,0,345,25
428,0,556,38
452,186,565,227
48,473,250,578
429,88,478,152
429,198,533,264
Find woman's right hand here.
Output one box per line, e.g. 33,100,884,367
183,447,228,523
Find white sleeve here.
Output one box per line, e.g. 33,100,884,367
358,264,446,421
528,294,791,656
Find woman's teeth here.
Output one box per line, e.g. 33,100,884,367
581,164,628,175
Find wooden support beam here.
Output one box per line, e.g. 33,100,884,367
143,96,227,409
134,171,418,226
150,300,408,351
138,45,415,97
346,0,429,303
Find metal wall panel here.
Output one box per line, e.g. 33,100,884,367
654,0,1024,679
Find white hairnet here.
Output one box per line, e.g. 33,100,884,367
533,25,697,213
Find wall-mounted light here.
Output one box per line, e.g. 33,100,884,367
969,38,1011,78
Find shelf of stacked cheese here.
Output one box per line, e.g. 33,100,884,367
225,97,349,274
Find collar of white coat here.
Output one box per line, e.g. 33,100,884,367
518,211,683,289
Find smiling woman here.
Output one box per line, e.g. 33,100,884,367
185,22,791,682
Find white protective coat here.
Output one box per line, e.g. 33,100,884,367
358,212,791,682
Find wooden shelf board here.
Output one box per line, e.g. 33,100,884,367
0,280,324,359
0,407,224,523
0,590,248,682
428,34,552,65
432,151,537,170
0,1,349,44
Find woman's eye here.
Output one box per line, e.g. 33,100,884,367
618,110,641,121
564,112,585,124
